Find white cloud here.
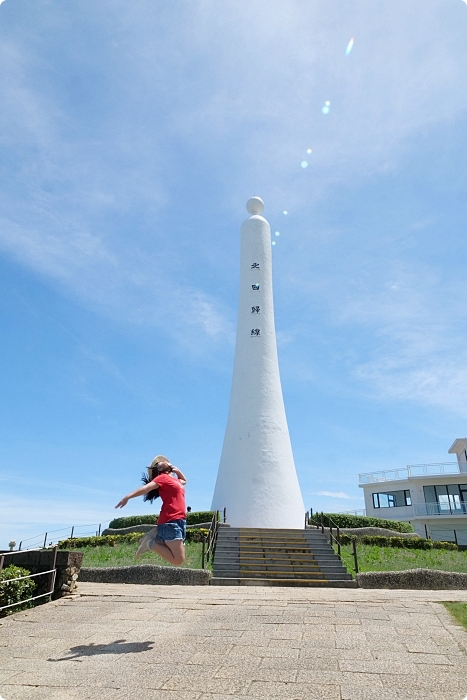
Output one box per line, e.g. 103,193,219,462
314,491,361,500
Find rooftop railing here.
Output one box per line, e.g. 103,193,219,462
359,463,462,485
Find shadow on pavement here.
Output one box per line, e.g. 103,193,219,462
48,639,154,661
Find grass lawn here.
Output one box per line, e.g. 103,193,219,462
443,603,467,631
338,543,467,576
79,541,208,569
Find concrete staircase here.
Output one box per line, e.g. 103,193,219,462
211,527,357,587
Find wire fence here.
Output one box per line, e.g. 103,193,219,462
13,522,110,551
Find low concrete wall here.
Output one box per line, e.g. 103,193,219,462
102,525,155,536
340,527,419,539
79,564,211,586
357,568,467,589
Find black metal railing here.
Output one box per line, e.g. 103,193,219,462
201,510,222,569
311,511,359,575
0,546,58,614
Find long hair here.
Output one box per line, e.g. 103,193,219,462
141,454,170,503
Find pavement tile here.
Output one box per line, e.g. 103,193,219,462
261,656,339,670
79,668,169,689
296,646,372,660
197,695,245,700
246,680,340,698
0,687,115,700
0,668,20,681
229,644,300,658
113,692,201,700
162,676,249,693
410,653,454,665
405,640,463,655
188,652,235,666
338,659,417,675
5,669,89,687
380,673,464,692
340,687,438,700
297,670,384,687
214,665,296,682
267,638,295,647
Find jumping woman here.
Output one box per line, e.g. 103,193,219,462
115,456,187,566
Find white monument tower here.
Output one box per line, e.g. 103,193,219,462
212,196,305,528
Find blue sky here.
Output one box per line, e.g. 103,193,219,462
1,0,467,548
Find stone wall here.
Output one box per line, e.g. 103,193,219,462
340,527,419,539
357,568,467,589
79,564,211,586
0,550,83,598
310,526,419,542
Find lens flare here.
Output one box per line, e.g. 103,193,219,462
307,148,312,154
283,211,288,215
275,231,280,237
301,161,308,168
322,101,331,114
272,241,276,246
346,38,355,56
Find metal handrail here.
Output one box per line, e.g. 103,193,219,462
201,510,222,569
0,546,58,614
313,512,359,575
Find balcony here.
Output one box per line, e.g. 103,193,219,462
414,502,467,517
359,463,462,485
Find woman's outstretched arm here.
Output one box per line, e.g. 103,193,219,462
115,481,157,508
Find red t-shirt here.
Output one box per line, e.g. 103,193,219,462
153,473,186,524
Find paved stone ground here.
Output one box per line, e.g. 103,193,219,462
1,582,467,700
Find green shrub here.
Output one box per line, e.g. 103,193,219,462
108,515,158,529
187,512,217,526
338,534,457,551
59,533,142,548
432,540,458,551
0,565,36,614
59,528,210,550
186,528,209,543
108,511,216,530
310,512,414,533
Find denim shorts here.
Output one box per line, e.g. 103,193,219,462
156,519,186,542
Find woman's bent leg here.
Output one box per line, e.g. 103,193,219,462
150,539,185,565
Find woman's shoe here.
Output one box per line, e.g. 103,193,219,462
135,529,157,559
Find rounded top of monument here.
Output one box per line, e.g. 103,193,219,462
246,196,264,215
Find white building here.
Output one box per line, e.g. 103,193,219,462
211,197,305,528
359,439,467,546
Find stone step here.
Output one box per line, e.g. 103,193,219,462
213,526,354,585
238,568,325,577
210,577,358,588
215,550,341,562
215,557,345,571
238,565,324,573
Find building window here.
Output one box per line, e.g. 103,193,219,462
372,490,411,508
423,484,467,513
